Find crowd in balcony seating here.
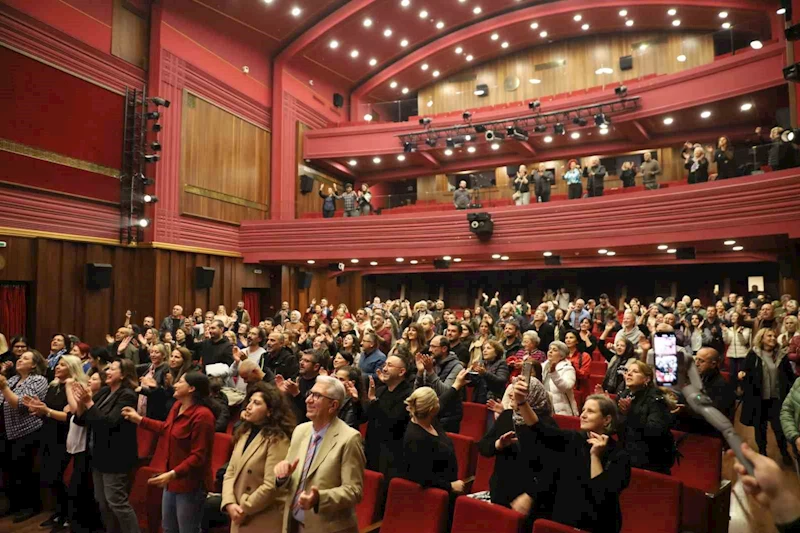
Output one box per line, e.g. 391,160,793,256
2,285,800,533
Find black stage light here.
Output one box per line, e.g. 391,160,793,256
425,137,438,147
138,173,155,186
572,117,587,127
594,113,609,126
787,23,800,41
474,124,487,133
149,97,171,108
419,117,432,126
781,129,800,143
554,123,566,135
467,212,493,240
785,63,800,82
528,100,541,110
403,141,416,153
145,111,160,120
534,125,547,133
508,126,528,141
150,141,162,151
485,131,505,141
152,123,162,132
143,154,160,163
615,86,628,97
143,194,158,203
462,111,472,121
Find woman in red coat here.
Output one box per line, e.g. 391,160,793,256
122,371,216,533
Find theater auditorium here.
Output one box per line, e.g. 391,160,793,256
2,0,800,532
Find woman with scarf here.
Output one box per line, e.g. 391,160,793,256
46,333,71,381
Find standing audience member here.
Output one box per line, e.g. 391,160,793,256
640,152,662,190
136,343,171,421
533,163,553,203
470,339,510,404
446,322,470,367
358,332,386,380
197,320,234,370
413,336,464,432
513,165,531,205
619,161,637,188
564,160,583,199
46,334,71,380
453,180,471,210
319,183,339,218
541,341,578,416
122,372,216,533
0,349,49,522
723,312,752,385
264,332,299,379
341,183,360,217
507,330,546,379
221,382,296,533
685,145,710,184
161,306,186,339
279,350,322,423
585,157,607,197
714,136,737,180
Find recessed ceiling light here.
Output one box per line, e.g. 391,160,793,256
677,54,687,62
453,258,462,262
442,255,452,261
667,248,677,254
581,23,590,31
530,22,539,29
750,40,763,50
307,259,315,264
491,142,500,150
290,6,302,17
369,58,377,66
410,260,419,264
625,19,634,27
719,11,728,19
401,0,410,6
724,240,736,245
419,9,428,18
573,14,582,22
778,8,787,15
467,146,476,153
619,9,627,17
606,251,616,256
372,156,382,164
421,63,429,70
466,54,474,61
384,28,393,37
722,22,731,29
400,39,409,47
370,261,378,266
700,110,712,119
351,258,359,263
455,46,463,54
732,246,744,251
395,257,404,262
426,99,433,107
363,18,373,27
598,249,608,254
540,30,548,38
501,41,509,49
436,21,444,29
432,70,440,77
492,254,501,259
599,128,609,135
543,251,553,257
348,159,357,166
741,103,753,112
663,117,674,125
672,19,681,26
473,6,482,15
658,245,669,250
444,148,453,156
350,49,359,58
529,78,541,84
543,136,553,143
500,255,510,261
491,33,499,41
364,113,373,121
401,87,409,94
639,43,648,51
668,8,677,16
571,132,581,139
329,40,339,49
390,81,398,88
397,154,406,161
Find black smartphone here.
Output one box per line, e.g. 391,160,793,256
654,332,678,387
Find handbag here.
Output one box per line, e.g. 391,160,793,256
512,191,521,200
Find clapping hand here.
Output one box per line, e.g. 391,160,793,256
420,354,434,373
22,396,48,416
618,397,632,414
587,431,609,456
296,486,319,510
232,346,241,363
495,430,518,450
486,398,504,415
274,458,300,480
282,379,300,397
452,368,469,391
0,361,12,375
344,380,359,400
368,376,377,402
140,376,157,389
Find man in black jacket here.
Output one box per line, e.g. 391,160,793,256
414,336,463,432
701,306,726,355
196,320,233,370
279,349,320,423
263,331,299,379
446,323,470,367
533,163,553,203
585,157,607,197
695,348,735,419
365,354,412,479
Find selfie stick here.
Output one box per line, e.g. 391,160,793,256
682,365,755,476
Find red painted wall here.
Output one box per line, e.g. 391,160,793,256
3,0,113,53
286,60,350,125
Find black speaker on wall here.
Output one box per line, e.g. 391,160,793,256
86,263,112,290
336,275,347,286
620,55,633,71
544,256,562,266
195,266,216,289
676,247,696,260
298,271,313,289
300,174,314,194
333,93,344,108
433,259,450,269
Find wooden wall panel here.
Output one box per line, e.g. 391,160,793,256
418,32,714,115
111,0,150,70
296,122,345,217
0,236,35,281
281,266,364,315
180,91,271,224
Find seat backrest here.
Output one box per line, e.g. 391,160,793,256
471,454,495,494
460,402,488,441
447,432,478,480
553,414,581,431
381,477,449,533
533,518,590,532
137,425,158,459
590,360,608,375
670,430,722,493
208,432,233,491
452,496,524,533
356,470,384,530
620,468,682,533
130,466,163,533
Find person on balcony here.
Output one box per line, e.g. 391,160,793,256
358,183,373,215
685,145,709,184
563,160,582,200
585,157,607,197
513,165,531,206
533,163,553,203
318,183,339,219
342,183,360,217
640,152,662,190
453,180,471,210
714,136,737,180
619,161,637,188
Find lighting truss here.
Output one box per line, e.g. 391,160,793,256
397,97,640,150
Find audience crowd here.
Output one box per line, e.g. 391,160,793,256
1,285,800,533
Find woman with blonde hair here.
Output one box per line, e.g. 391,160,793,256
136,343,171,421
469,320,494,367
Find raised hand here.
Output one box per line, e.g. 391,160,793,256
452,368,469,391
283,379,300,397
344,380,359,400
496,430,518,450
513,377,528,404
368,376,376,402
164,372,174,388
587,431,609,456
486,398,504,415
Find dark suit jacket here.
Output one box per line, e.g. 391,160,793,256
80,386,139,473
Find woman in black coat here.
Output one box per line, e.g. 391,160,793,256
685,146,709,184
596,335,636,395
739,328,795,463
514,379,631,533
135,343,170,421
714,136,737,180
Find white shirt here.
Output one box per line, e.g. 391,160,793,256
66,417,87,454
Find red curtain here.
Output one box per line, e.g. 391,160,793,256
242,289,262,324
0,284,27,339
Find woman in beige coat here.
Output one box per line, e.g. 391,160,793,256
221,382,296,533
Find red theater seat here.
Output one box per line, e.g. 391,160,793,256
448,432,478,480
376,477,449,533
451,496,525,533
553,414,581,431
471,453,495,494
357,470,384,530
533,519,590,533
137,425,158,462
208,432,233,491
590,361,608,375
130,466,163,533
459,402,488,441
620,468,682,533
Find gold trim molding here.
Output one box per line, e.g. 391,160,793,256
0,226,121,246
0,138,120,178
183,184,268,211
143,241,243,258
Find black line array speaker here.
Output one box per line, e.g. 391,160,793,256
676,247,696,260
620,55,633,71
333,93,344,108
195,266,216,289
300,174,314,194
544,255,562,266
298,271,313,289
86,263,112,290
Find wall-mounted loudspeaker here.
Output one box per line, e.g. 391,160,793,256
333,93,344,108
299,174,314,194
620,55,633,71
86,263,112,290
298,271,313,289
336,275,346,286
467,212,494,240
433,259,450,269
195,267,216,289
675,247,696,260
544,256,562,266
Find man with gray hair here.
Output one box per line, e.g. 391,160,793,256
274,375,365,533
453,180,471,210
585,156,607,197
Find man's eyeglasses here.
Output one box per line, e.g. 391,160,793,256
308,391,336,402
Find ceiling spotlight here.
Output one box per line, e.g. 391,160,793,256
432,70,440,77
143,194,158,203
540,30,548,38
667,248,677,254
403,141,415,153
290,6,302,17
350,49,359,58
543,135,553,143
700,110,712,119
425,137,438,147
663,117,674,125
145,111,160,120
369,58,377,66
658,245,669,250
138,174,154,186
722,22,731,29
778,8,787,15
401,0,410,6
615,85,628,97
307,260,316,265
625,19,634,27
143,154,160,163
473,6,482,14
150,141,162,151
363,113,373,121
442,255,452,261
408,260,419,265
570,132,581,139
363,18,373,27
491,142,500,150
719,11,728,18
467,146,476,153
152,123,162,132
466,54,474,61
529,78,541,84
532,125,546,134
137,219,149,228
400,39,409,47
530,22,539,29
573,14,582,21
619,9,627,17
554,123,566,135
402,87,409,94
724,240,736,245
397,154,406,161
599,128,609,135
572,117,588,127
750,40,763,50
384,28,393,37
740,103,753,112
453,258,462,262
149,97,170,107
672,19,681,26
606,251,616,256
598,249,608,254
395,257,404,262
419,9,428,18
501,42,509,49
455,46,463,54
543,251,553,257
677,54,687,62
491,33,499,41
581,24,590,30
492,254,502,259
351,258,359,264
348,159,357,166
444,148,453,156
594,113,609,126
421,63,429,71
370,261,378,266
329,40,339,49
732,246,744,251
373,157,382,163
462,111,472,121
668,8,677,16
436,21,444,29
500,256,510,261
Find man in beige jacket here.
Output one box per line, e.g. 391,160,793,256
274,376,365,533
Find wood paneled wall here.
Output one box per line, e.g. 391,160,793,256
280,266,364,315
418,32,714,115
0,235,271,350
296,122,345,217
180,91,271,224
111,0,150,69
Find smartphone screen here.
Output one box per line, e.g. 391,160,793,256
654,333,678,386
522,360,533,384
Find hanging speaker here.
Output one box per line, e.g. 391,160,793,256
675,247,696,260
86,263,112,290
297,271,313,289
300,175,314,194
333,93,344,108
544,256,562,266
195,267,216,289
433,259,450,269
620,55,633,71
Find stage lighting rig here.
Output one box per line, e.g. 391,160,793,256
615,86,628,97
462,111,473,121
419,117,432,126
785,63,800,82
572,117,588,127
403,141,416,153
528,100,541,110
594,113,610,126
145,111,161,120
143,194,158,203
425,137,438,147
554,123,566,136
143,154,160,163
534,124,548,133
150,142,162,152
152,123,162,133
507,126,528,141
149,97,171,107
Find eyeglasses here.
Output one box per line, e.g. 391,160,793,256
308,391,336,402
